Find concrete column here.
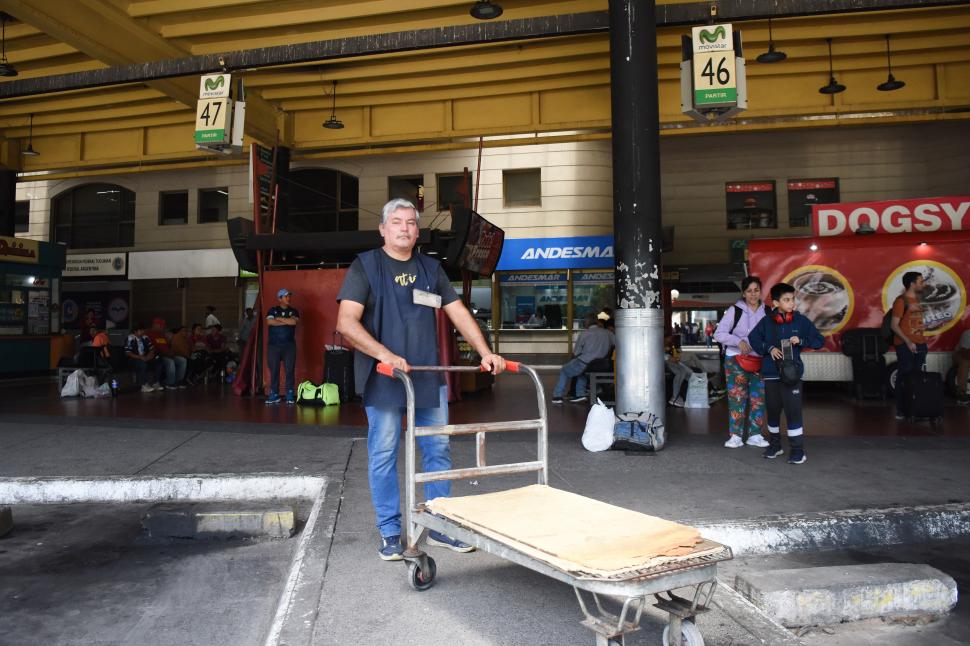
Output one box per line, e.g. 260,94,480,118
608,0,666,426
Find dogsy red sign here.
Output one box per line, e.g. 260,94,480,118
812,195,970,237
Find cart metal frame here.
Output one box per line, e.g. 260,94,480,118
377,361,732,646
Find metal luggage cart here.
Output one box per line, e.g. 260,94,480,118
376,361,732,646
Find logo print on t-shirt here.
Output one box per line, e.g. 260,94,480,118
394,273,417,287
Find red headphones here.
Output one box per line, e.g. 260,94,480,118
771,309,794,324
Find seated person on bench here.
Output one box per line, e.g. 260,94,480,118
552,314,615,404
665,335,693,408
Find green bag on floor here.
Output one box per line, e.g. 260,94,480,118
296,380,340,406
320,382,340,406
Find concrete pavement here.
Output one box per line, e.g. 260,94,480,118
2,397,970,645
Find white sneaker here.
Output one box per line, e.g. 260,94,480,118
152,383,165,392
746,435,770,448
672,397,685,408
724,435,744,448
140,384,154,393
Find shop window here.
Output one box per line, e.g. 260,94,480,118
388,175,424,210
503,169,541,208
51,183,135,250
436,173,472,213
14,201,29,233
159,190,188,226
286,168,359,233
572,270,615,329
499,271,567,330
198,187,229,224
787,179,839,228
725,181,776,230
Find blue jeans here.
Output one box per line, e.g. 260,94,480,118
162,356,187,386
366,384,450,538
895,342,928,416
553,357,588,398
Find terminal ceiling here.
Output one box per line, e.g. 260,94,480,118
0,0,969,175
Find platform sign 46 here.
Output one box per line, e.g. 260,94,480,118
195,73,233,144
691,24,736,108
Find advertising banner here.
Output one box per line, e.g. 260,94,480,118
749,231,969,351
812,195,970,237
0,236,39,265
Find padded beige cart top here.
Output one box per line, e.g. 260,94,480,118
426,484,715,578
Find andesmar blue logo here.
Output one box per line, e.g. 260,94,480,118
497,236,615,270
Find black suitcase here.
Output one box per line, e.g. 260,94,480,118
324,332,355,403
850,334,887,400
904,368,944,421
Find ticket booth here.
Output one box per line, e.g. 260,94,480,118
0,236,67,376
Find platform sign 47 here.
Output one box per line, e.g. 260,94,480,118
691,24,736,108
195,74,233,144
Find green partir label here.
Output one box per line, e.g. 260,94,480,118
694,87,737,106
195,129,226,143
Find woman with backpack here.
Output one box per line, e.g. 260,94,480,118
714,276,769,449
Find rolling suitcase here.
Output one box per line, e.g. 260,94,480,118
324,332,355,403
850,334,887,400
904,367,944,423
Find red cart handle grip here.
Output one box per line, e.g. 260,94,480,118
504,360,521,373
376,362,395,377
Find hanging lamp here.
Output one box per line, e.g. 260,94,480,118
323,80,344,130
470,1,503,20
877,34,906,91
22,113,39,156
756,18,787,64
818,38,846,95
0,13,18,77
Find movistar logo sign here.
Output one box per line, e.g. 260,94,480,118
204,76,225,91
698,26,726,43
521,245,614,260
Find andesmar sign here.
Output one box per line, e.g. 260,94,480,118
496,236,614,271
813,195,970,236
0,236,39,265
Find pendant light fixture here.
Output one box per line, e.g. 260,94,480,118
470,1,503,20
322,80,344,130
877,34,906,92
756,18,787,64
0,12,18,77
818,38,846,95
22,113,39,156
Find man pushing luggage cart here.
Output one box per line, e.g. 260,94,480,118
378,361,733,646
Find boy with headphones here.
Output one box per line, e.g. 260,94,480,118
748,282,825,464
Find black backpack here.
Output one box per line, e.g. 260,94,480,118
717,305,745,357
880,297,907,345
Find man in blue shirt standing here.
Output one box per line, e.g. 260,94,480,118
265,288,300,405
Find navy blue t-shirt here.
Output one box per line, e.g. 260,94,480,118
266,306,299,345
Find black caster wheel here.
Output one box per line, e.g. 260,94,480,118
407,556,436,591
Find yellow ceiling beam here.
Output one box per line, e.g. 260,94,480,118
159,0,601,39
0,87,167,117
279,71,611,112
179,0,604,53
4,111,194,138
0,0,279,144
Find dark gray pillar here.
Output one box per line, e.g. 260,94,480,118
0,170,16,237
609,0,666,437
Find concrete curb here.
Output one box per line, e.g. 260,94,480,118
696,502,970,556
0,473,327,504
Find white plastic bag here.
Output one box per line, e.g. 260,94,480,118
60,369,85,398
685,372,709,409
582,398,616,452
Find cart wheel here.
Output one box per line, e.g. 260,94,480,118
661,619,704,646
406,556,436,591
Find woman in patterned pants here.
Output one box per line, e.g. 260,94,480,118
714,277,768,449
